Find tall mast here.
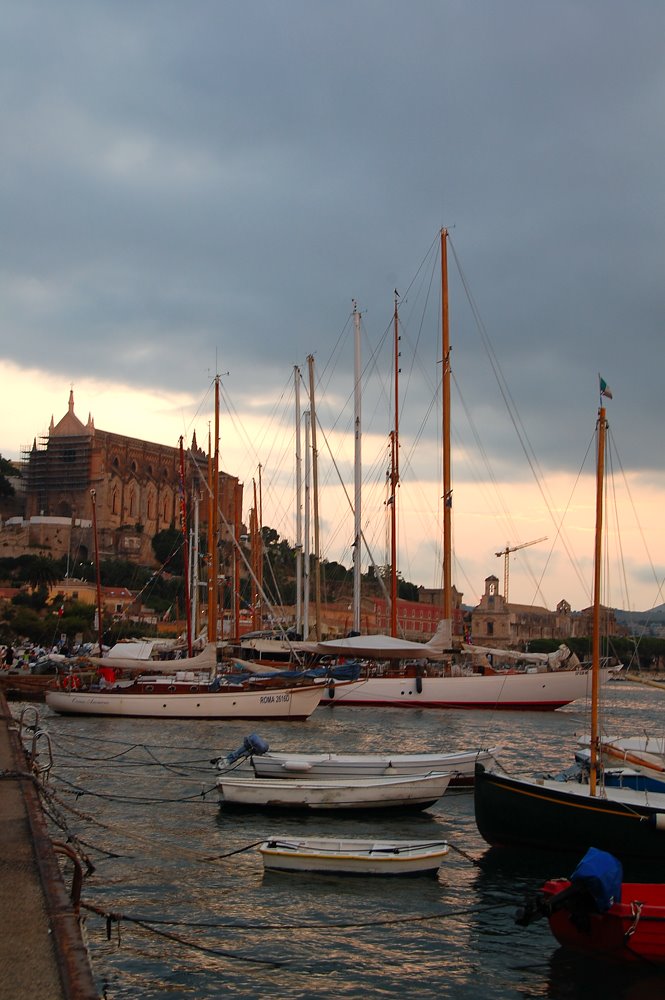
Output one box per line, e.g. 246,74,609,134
207,377,220,644
257,463,263,629
307,354,322,641
206,424,212,640
191,490,200,641
389,291,400,637
233,481,241,640
294,365,303,637
353,302,362,633
179,436,193,656
251,480,259,631
303,409,311,640
90,489,104,655
441,228,452,624
589,404,607,797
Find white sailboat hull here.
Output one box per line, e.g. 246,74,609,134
259,837,450,875
217,771,452,810
45,683,323,720
322,668,613,711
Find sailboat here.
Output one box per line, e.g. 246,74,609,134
46,384,325,722
473,392,665,871
312,231,614,711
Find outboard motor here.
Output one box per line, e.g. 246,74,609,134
225,732,270,765
515,848,623,929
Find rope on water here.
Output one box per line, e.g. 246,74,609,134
49,771,219,805
81,900,286,968
202,839,266,861
46,733,217,774
446,841,484,867
42,779,247,866
81,895,516,935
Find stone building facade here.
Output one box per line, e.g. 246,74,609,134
5,391,242,567
470,574,618,646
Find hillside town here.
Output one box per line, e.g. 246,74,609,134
0,390,649,659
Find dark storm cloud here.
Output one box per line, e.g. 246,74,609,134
2,0,664,479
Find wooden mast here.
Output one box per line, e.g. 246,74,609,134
589,403,607,797
250,481,259,631
257,463,263,629
207,377,220,644
441,228,452,625
307,354,322,640
178,436,193,656
191,489,200,641
389,291,400,637
233,481,241,640
303,409,311,640
90,488,104,655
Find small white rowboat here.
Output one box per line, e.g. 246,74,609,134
250,747,498,786
217,771,452,811
259,837,450,876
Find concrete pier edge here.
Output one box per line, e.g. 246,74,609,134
1,693,98,999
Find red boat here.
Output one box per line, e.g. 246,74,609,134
516,847,665,964
541,877,665,964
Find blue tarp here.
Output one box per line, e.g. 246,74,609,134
570,847,623,911
229,662,362,683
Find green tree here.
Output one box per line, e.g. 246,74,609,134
5,606,50,644
398,579,419,602
152,528,184,574
0,455,17,498
17,556,61,594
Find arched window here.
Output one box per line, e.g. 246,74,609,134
111,487,119,515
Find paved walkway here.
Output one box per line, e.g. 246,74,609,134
0,695,97,999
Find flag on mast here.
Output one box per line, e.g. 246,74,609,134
599,376,613,399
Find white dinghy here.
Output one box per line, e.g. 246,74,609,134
259,837,450,876
250,747,498,787
217,771,452,811
216,733,499,787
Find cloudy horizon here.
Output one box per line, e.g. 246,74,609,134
2,1,663,612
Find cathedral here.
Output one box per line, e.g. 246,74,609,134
10,391,242,566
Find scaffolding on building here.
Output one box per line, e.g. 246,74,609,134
21,435,93,514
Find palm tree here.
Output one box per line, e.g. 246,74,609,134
19,556,61,594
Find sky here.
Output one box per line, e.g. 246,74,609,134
1,1,664,613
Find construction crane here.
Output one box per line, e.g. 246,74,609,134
495,537,548,603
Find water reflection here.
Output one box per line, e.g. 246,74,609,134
545,947,665,1000
24,684,665,998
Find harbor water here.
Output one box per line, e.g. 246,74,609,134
20,680,665,999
